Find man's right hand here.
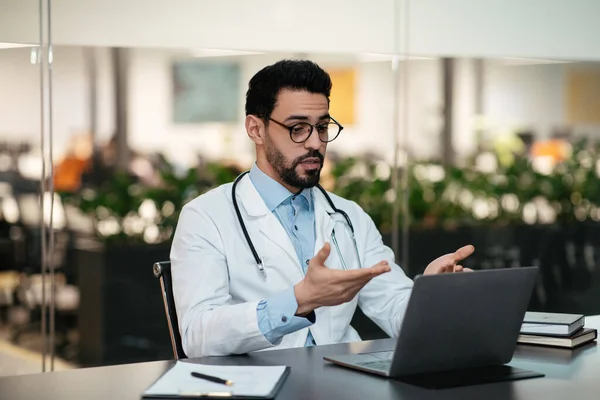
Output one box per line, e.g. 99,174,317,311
293,243,391,316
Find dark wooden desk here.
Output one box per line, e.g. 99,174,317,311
1,316,599,400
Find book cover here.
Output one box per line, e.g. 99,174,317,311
523,312,584,325
517,328,597,349
521,312,585,336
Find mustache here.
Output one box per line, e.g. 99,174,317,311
293,151,324,166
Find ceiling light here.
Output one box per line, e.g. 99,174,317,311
497,57,574,66
0,42,35,49
359,53,435,63
190,49,263,58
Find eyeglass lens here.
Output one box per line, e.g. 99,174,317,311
290,122,341,143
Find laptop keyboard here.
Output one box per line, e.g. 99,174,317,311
356,351,394,371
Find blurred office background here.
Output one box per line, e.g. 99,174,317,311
1,0,600,374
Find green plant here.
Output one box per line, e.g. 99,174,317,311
329,157,395,231
63,138,600,243
61,171,146,244
329,138,600,232
61,161,244,245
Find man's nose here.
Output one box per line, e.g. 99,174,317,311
304,127,322,150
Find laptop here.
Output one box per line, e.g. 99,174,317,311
324,267,542,388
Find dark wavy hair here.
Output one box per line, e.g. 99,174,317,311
245,59,332,120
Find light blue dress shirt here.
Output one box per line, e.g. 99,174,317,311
249,164,317,346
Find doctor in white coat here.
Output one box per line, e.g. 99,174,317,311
171,60,475,358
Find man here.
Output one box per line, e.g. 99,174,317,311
171,60,474,358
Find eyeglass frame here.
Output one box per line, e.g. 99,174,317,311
262,115,344,143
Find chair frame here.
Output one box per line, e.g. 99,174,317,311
153,261,187,359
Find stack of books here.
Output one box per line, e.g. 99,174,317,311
518,312,597,349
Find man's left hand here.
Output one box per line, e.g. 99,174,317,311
423,245,475,275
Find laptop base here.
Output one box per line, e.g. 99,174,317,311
396,365,544,390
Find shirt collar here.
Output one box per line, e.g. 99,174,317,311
249,163,312,212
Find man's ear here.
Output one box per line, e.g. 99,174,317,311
245,115,265,145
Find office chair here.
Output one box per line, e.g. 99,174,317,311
153,261,187,359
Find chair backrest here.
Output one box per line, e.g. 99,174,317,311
153,261,187,359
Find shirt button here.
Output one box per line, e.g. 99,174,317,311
306,259,310,265
281,316,288,323
294,225,298,231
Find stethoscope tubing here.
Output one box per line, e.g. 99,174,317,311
232,171,356,277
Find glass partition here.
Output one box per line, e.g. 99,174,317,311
0,0,58,374
1,0,600,371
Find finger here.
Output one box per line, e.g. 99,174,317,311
463,268,474,272
454,265,464,272
336,261,390,282
346,272,382,295
344,263,393,293
453,245,475,262
311,242,331,267
367,261,392,276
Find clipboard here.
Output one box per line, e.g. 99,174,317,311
142,362,290,399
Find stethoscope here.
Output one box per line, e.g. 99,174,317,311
231,171,362,277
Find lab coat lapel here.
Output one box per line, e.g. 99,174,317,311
257,214,300,267
236,174,301,269
311,187,338,345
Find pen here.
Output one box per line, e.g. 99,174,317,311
191,372,234,386
179,391,232,398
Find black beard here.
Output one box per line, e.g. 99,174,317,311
266,146,324,189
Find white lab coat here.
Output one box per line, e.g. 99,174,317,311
170,174,414,358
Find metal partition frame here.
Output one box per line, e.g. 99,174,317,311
38,0,57,373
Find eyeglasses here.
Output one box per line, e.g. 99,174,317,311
265,116,344,144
